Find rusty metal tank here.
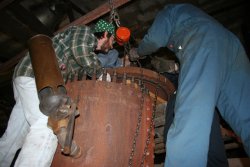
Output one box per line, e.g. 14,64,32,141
51,67,175,167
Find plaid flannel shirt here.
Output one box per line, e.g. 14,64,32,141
13,25,102,81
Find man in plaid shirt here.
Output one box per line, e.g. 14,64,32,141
0,19,115,167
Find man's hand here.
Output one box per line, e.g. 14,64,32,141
128,48,140,62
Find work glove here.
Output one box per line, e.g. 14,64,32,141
128,47,140,62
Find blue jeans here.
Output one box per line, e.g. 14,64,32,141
97,49,122,68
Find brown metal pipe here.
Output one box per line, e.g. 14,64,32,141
28,34,64,92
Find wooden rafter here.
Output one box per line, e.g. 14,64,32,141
55,0,131,34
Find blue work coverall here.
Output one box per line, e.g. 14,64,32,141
137,3,250,167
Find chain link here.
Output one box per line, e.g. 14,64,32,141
109,0,121,27
128,90,144,167
108,0,139,67
140,84,158,167
108,2,156,163
128,69,157,167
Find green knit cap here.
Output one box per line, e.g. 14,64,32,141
94,19,115,35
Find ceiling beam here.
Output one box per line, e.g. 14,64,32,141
0,0,15,10
8,3,53,36
55,0,131,34
0,10,31,42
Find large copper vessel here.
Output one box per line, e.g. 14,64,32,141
51,67,175,167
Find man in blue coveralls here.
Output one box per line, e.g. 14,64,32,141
130,3,250,167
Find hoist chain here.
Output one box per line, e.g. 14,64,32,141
109,0,121,27
140,83,158,167
124,43,131,59
108,1,138,67
128,86,144,167
128,69,156,167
